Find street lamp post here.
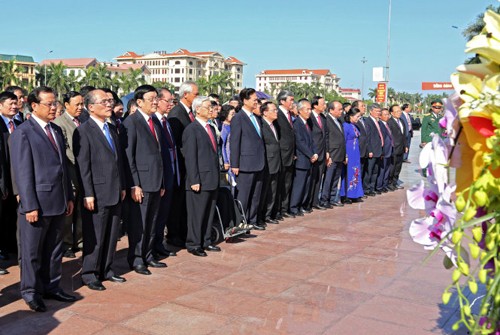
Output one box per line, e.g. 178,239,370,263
384,0,392,107
361,56,367,101
44,50,53,86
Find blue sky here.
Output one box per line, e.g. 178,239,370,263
3,0,497,95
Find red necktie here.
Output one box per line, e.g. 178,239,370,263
162,117,176,160
373,118,384,146
287,112,292,126
8,120,14,133
148,117,157,141
73,118,80,127
305,122,311,132
45,124,59,152
206,124,216,151
384,122,394,146
317,115,323,129
189,111,195,122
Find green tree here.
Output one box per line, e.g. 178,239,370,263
151,81,175,92
46,62,69,99
0,60,21,88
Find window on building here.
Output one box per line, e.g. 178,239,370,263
174,78,180,83
237,74,240,79
175,61,180,65
189,69,192,74
189,61,193,66
175,69,180,74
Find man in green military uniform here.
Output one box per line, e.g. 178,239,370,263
420,100,444,147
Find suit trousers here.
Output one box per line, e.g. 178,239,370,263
363,157,381,193
259,169,279,221
377,157,393,190
166,183,187,246
154,190,173,252
81,202,121,284
390,153,404,186
127,191,160,268
321,161,343,204
307,160,326,208
404,134,412,161
278,165,294,215
19,214,64,302
185,189,218,251
1,194,18,253
360,157,368,192
289,168,311,214
235,171,263,225
62,193,82,250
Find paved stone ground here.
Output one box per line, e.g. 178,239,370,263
0,133,469,335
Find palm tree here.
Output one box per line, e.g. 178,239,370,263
66,71,81,92
47,62,69,99
94,64,111,88
0,60,20,88
35,64,46,87
367,88,377,100
82,66,99,87
196,77,210,95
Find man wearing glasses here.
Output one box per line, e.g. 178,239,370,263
10,86,76,312
421,100,444,147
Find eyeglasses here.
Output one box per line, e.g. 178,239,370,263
158,99,174,104
93,99,115,106
38,101,57,108
432,105,443,109
142,97,159,103
199,105,214,111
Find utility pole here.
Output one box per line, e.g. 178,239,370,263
44,50,53,86
361,56,367,101
384,0,392,107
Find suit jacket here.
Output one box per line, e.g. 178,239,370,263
293,117,315,170
325,114,346,163
308,112,326,162
182,121,219,191
152,115,174,191
401,112,413,137
364,116,383,158
0,134,7,197
229,109,265,172
167,103,191,152
121,111,164,193
355,118,368,158
73,118,125,207
53,112,78,164
261,119,281,175
9,118,73,216
275,107,295,167
0,117,21,192
388,117,406,155
379,120,393,158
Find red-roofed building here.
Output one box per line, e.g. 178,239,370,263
114,49,245,92
255,69,340,96
40,58,98,79
339,88,361,101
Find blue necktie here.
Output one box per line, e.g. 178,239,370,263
103,123,115,152
249,114,261,137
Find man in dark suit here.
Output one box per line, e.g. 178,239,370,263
258,102,281,225
0,116,8,275
10,86,76,312
5,86,26,123
363,103,383,196
388,104,408,190
352,100,368,194
401,103,414,162
321,101,346,208
230,88,266,230
289,100,318,216
53,91,84,259
121,85,167,275
306,96,327,211
377,108,394,193
153,88,177,258
0,91,21,261
182,96,220,256
76,86,96,123
166,81,198,247
275,90,295,219
74,89,127,291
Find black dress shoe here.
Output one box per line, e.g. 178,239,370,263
276,215,284,221
341,198,353,204
387,185,396,191
63,249,76,258
283,212,295,218
205,245,221,252
396,185,404,189
265,218,279,224
147,260,167,268
133,265,152,275
189,248,207,257
381,188,389,193
375,190,382,195
331,202,344,207
252,224,265,230
44,291,77,302
153,247,170,257
312,205,327,210
0,268,8,275
367,191,376,197
301,208,313,214
294,211,304,217
167,250,177,257
86,281,106,291
26,298,47,312
351,198,364,203
108,275,126,283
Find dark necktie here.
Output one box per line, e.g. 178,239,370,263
8,120,14,134
103,123,115,152
206,124,216,151
189,111,195,122
162,117,176,160
44,124,58,152
73,118,80,127
287,112,292,126
148,117,157,141
317,115,323,129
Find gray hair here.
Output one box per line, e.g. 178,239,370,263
84,89,101,110
297,99,310,111
192,96,209,115
178,81,197,98
369,103,381,111
276,90,294,105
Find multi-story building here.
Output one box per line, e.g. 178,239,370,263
114,49,245,92
255,69,340,96
40,58,98,79
0,54,37,87
101,62,151,84
339,88,361,102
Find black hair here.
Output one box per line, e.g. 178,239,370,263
63,91,82,105
311,96,322,109
27,86,55,112
219,104,235,122
239,88,256,101
80,85,96,97
344,107,361,123
134,84,157,100
0,91,18,104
